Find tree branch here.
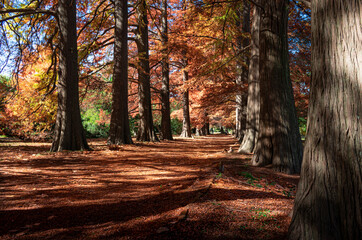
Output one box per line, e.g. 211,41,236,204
0,8,57,23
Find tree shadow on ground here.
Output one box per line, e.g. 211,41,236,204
0,135,296,239
0,187,290,239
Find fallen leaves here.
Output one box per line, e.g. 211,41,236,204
0,135,298,239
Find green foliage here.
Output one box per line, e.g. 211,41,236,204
0,75,13,111
238,171,259,185
171,117,182,135
239,171,258,181
80,90,112,138
254,209,271,219
81,108,110,138
153,114,183,136
129,115,139,136
298,117,307,138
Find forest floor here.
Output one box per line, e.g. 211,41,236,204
0,135,299,240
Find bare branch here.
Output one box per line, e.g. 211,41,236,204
0,8,57,23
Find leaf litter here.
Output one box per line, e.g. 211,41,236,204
0,135,298,239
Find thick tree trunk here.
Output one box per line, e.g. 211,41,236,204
239,4,260,153
179,72,192,137
251,0,303,174
136,0,158,142
51,0,89,151
205,122,210,135
108,0,133,145
160,0,173,140
289,1,362,239
235,0,250,141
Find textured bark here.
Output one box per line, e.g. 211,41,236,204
160,0,173,140
289,1,362,239
136,0,158,142
51,0,89,151
251,0,303,174
179,67,192,138
108,0,133,145
239,4,260,153
179,1,191,138
235,0,250,141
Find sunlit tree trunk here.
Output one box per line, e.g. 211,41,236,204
108,0,133,145
251,0,303,174
160,0,173,140
179,0,192,138
136,0,158,142
51,0,89,151
289,1,362,239
179,61,192,138
239,4,260,153
235,0,250,141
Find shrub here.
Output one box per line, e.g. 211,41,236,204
81,108,110,138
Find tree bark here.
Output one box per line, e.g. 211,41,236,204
179,1,192,138
235,0,250,141
51,0,89,151
251,0,303,174
289,1,362,239
160,0,173,140
179,66,192,138
108,0,133,145
136,0,158,142
239,4,260,153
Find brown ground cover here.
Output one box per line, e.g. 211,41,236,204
0,135,299,240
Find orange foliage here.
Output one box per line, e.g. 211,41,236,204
4,48,57,137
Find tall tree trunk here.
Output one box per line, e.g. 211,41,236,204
239,4,260,153
160,0,173,140
51,0,89,151
136,0,158,142
179,64,192,138
108,0,133,145
251,0,303,174
235,0,250,141
179,1,192,138
289,1,362,239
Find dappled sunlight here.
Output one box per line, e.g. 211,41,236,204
0,135,297,239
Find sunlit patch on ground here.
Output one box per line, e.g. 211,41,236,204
0,135,298,239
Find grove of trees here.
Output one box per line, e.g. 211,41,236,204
0,0,360,239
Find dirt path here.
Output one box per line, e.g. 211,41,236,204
0,135,299,240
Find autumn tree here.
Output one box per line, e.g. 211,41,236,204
51,0,89,151
178,1,192,138
159,0,173,140
0,0,89,151
108,0,133,145
238,3,260,153
251,0,303,174
135,0,158,141
288,0,311,135
179,63,192,137
235,0,250,141
289,0,361,239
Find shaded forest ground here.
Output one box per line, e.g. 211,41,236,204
0,135,299,240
